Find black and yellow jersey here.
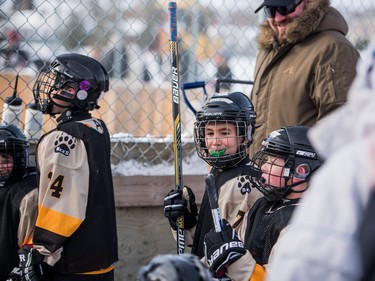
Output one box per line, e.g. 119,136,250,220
34,111,118,274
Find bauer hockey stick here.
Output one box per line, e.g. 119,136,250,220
169,1,185,255
205,173,224,232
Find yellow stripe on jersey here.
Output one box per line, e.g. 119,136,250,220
79,266,115,275
22,234,34,246
250,264,266,281
36,205,83,237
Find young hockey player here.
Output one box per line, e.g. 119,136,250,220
164,91,263,258
203,125,323,280
0,124,38,281
8,53,118,281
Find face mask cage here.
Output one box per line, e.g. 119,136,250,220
33,67,76,115
0,140,28,182
33,68,58,114
193,120,249,169
250,149,294,201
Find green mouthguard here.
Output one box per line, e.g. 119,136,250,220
210,149,226,157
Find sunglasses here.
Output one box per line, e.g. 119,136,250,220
264,0,304,18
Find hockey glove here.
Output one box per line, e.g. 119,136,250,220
204,220,246,278
9,247,51,281
6,266,22,281
164,186,198,230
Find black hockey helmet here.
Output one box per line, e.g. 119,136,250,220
0,124,29,182
250,125,323,201
33,53,109,115
194,91,256,169
137,253,213,281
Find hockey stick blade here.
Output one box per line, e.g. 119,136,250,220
181,81,208,115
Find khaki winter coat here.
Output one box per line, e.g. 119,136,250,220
250,0,360,157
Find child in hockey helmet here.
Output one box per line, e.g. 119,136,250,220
15,54,117,280
0,124,29,184
0,124,36,280
32,53,109,116
165,91,262,259
250,125,323,201
194,91,256,169
202,126,323,280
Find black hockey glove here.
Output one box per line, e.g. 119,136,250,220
164,186,198,230
7,247,52,281
6,266,22,281
204,220,246,278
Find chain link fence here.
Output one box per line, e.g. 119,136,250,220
1,0,373,175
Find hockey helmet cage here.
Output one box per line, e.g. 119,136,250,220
194,91,256,169
33,53,109,115
250,125,323,201
0,124,29,181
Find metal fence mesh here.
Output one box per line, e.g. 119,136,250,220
1,0,373,175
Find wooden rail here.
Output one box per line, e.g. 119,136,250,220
113,175,205,207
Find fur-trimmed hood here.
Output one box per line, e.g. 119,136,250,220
257,0,349,50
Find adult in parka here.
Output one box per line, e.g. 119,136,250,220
249,0,360,157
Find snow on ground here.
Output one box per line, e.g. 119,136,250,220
110,133,210,176
111,152,209,176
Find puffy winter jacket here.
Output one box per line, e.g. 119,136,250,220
250,0,359,156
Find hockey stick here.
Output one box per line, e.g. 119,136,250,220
181,81,208,115
181,78,253,114
204,173,223,232
169,1,185,255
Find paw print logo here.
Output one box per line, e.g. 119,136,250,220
237,175,252,195
54,133,76,156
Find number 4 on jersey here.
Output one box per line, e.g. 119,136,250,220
48,171,64,198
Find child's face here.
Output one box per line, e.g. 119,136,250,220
205,122,240,156
0,153,14,178
261,155,287,188
50,86,76,114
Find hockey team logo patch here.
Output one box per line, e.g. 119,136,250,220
54,133,76,156
237,175,252,195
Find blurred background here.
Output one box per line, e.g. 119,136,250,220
0,0,373,171
0,0,373,279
